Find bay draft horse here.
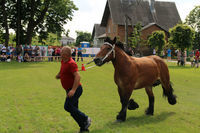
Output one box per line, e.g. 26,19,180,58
94,37,177,122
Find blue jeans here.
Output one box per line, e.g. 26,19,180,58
64,85,88,128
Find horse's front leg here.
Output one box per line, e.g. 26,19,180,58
116,87,132,122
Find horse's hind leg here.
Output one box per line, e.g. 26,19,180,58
116,87,132,122
145,86,154,115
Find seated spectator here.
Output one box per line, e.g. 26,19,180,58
18,53,23,62
1,53,7,62
1,45,6,55
6,48,11,62
24,53,30,62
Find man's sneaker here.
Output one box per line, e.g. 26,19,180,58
84,117,91,129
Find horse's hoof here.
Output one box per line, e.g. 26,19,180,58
128,99,139,110
145,108,154,115
116,114,126,122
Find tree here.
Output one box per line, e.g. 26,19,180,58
169,24,195,52
193,31,200,50
185,6,200,32
0,0,77,46
75,31,92,47
0,0,12,47
129,23,142,48
185,6,200,50
147,31,166,56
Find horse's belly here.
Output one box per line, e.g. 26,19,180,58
134,73,159,89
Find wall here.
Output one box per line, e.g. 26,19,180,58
141,25,169,41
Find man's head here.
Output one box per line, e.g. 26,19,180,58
61,46,72,62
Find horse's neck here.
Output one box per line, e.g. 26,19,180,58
112,47,130,69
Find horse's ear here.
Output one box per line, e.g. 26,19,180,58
104,37,110,42
113,37,117,44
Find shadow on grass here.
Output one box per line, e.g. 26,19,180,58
91,111,176,133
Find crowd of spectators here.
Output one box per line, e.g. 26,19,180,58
0,44,62,62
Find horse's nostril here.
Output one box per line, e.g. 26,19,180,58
94,58,100,64
94,58,102,66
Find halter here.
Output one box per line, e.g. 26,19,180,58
101,42,115,62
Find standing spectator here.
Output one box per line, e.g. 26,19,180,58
190,50,195,67
28,44,33,56
177,49,181,66
24,44,29,55
56,46,91,132
77,45,83,62
167,48,171,61
41,47,46,61
184,49,187,65
55,47,61,61
16,45,23,61
195,49,199,68
161,49,165,58
52,48,56,61
153,48,156,55
71,47,76,61
34,46,40,61
10,46,15,60
28,44,34,61
48,46,54,62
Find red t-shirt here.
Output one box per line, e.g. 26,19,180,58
60,58,81,90
195,51,199,58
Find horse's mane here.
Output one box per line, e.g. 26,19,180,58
104,37,125,51
104,37,134,56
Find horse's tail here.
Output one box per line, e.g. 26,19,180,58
151,56,177,105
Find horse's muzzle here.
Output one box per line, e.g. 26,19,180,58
94,58,104,66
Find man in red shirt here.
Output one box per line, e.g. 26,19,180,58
56,46,91,132
195,49,199,68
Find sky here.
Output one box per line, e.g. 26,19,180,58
64,0,200,39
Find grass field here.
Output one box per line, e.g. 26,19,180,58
0,59,200,133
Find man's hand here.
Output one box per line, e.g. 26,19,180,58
56,74,60,79
67,89,75,97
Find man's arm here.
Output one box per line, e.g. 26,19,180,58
56,71,61,79
67,71,81,97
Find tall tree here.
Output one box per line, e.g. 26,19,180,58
8,0,77,45
16,0,22,46
169,24,195,52
147,30,166,56
185,6,200,32
129,23,142,49
75,31,92,47
0,0,10,47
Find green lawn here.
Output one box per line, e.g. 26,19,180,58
0,60,200,133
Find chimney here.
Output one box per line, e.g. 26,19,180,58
150,0,157,22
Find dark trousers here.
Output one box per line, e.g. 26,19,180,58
64,85,88,128
77,52,83,61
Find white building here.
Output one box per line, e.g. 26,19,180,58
60,36,75,46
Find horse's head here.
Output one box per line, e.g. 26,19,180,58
94,37,116,66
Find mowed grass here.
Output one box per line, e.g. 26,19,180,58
0,59,200,133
